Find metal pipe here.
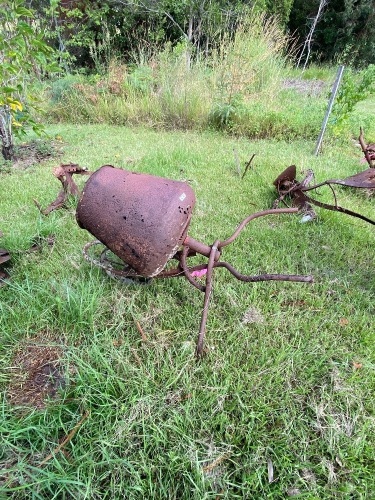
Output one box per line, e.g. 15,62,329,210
183,235,221,260
314,65,345,156
218,208,298,249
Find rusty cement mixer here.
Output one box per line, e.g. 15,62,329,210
77,165,313,356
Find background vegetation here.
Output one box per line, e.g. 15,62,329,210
27,0,375,70
1,0,375,157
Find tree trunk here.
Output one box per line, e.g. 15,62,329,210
2,143,14,161
297,0,329,69
186,14,194,70
0,107,14,161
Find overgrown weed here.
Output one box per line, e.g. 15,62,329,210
45,11,337,141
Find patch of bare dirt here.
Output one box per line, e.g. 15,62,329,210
11,139,64,170
282,78,327,96
242,306,265,325
7,334,68,409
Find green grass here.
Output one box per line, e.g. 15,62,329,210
0,124,374,498
286,64,337,82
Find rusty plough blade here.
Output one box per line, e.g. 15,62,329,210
273,164,375,225
34,163,91,215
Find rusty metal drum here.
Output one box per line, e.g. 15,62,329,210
76,165,196,277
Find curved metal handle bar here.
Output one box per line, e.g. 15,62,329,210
83,240,313,286
83,231,312,357
181,245,206,292
214,261,313,283
218,208,298,249
165,259,313,285
179,253,313,287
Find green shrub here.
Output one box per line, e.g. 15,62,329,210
126,65,155,94
49,74,85,103
330,65,375,137
44,11,333,141
208,94,245,130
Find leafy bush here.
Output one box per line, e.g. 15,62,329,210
330,65,375,136
0,0,59,159
126,66,155,94
209,94,245,130
50,74,85,103
44,11,331,141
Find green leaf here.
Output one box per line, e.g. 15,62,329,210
17,21,34,34
45,63,61,73
0,86,17,94
15,7,33,17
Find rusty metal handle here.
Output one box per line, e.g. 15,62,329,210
215,261,313,283
218,208,298,249
183,236,221,260
196,240,220,357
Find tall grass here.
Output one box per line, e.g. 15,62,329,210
209,14,288,127
46,12,327,140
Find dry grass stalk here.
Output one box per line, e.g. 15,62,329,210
39,410,90,466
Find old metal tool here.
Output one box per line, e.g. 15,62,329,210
34,163,91,215
0,230,11,285
77,165,313,356
273,165,375,225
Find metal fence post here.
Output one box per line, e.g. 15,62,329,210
314,65,345,156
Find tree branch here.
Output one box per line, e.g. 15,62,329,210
108,0,188,39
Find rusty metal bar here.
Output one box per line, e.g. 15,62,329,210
181,245,205,292
183,236,220,261
218,208,298,249
303,193,375,225
196,240,220,357
213,261,313,283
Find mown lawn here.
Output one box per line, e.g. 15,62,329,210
1,124,374,498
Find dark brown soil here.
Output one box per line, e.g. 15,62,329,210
7,334,67,409
11,139,63,170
